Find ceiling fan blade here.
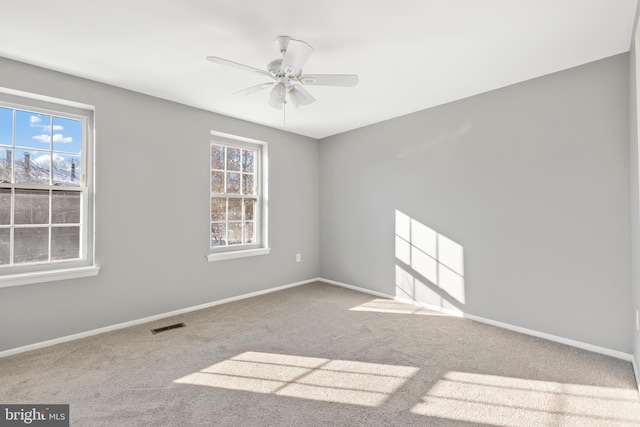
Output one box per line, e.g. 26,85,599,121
281,39,314,76
288,85,316,108
300,74,359,87
234,82,273,96
206,56,272,78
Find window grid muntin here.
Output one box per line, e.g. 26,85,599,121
0,187,84,267
0,101,87,268
211,142,259,249
0,103,85,187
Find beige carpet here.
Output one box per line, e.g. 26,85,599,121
1,281,639,426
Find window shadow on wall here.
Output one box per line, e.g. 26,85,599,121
395,210,465,314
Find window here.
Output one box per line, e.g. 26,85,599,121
0,90,96,287
209,131,268,261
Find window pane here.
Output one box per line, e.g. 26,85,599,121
52,191,80,224
244,221,255,244
0,107,12,147
211,144,225,170
228,222,242,245
243,174,254,194
228,199,242,220
210,141,262,251
15,110,51,150
211,197,226,221
52,116,82,154
227,147,241,171
244,199,255,221
211,223,226,247
51,226,80,260
15,189,49,224
226,172,240,194
0,228,9,265
242,149,254,173
0,147,11,182
211,171,224,194
0,188,10,224
52,153,81,186
0,102,91,270
14,227,48,264
15,149,50,185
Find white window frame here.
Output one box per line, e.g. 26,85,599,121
0,88,98,288
208,130,269,262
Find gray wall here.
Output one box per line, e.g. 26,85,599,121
0,57,320,352
320,54,631,352
631,9,640,379
0,52,634,356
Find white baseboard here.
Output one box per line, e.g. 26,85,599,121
394,296,465,317
2,276,635,369
464,313,633,362
321,277,634,362
318,278,394,299
0,278,317,359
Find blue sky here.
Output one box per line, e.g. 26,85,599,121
0,107,82,154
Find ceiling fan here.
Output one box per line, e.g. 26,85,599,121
206,36,359,110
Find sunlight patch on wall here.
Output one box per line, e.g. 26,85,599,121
175,351,418,407
411,371,640,426
396,122,473,159
395,210,465,311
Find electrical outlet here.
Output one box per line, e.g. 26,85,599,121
296,253,301,263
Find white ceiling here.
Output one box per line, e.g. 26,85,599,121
0,1,637,139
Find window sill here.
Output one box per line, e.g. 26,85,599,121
0,266,100,289
207,248,271,262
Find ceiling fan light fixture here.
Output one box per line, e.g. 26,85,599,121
206,35,358,113
289,86,314,108
275,35,290,53
269,82,286,109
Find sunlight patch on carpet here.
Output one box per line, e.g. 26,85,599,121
349,298,450,316
174,351,418,406
411,371,640,426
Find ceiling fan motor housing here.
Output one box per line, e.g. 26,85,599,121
267,59,282,75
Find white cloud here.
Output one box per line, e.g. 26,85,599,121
31,133,73,143
52,134,72,143
32,134,50,143
29,116,63,132
42,124,64,132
